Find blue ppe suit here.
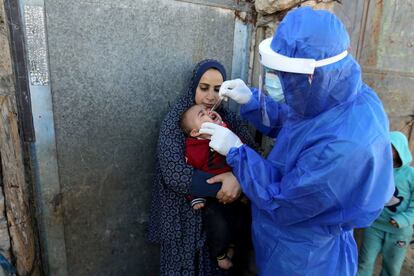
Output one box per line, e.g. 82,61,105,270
226,8,395,275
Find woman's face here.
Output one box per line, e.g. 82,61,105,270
194,69,224,108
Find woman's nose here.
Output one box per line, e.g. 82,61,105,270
206,89,215,100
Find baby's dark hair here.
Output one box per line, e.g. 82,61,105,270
180,106,193,136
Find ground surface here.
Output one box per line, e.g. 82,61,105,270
373,236,414,275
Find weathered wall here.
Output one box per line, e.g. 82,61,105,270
0,0,14,99
335,0,414,147
42,0,240,274
0,96,37,275
0,0,18,266
1,1,39,275
359,1,414,133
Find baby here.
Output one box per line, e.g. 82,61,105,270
180,104,231,209
180,104,248,270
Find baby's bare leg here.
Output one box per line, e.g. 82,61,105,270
192,202,205,210
217,246,234,270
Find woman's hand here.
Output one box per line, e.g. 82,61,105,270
207,172,241,204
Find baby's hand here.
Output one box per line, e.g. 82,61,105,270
389,219,399,228
193,203,205,210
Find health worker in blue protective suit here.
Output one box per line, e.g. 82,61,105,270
200,7,395,275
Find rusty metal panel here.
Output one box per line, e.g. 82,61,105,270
333,0,365,57
360,0,414,73
364,70,414,130
175,0,253,11
357,0,414,133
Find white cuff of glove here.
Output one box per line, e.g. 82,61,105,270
199,122,244,156
233,139,244,149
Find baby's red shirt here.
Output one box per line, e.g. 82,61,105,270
185,138,232,175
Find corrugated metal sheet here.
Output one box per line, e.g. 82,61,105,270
336,0,414,144
361,0,414,146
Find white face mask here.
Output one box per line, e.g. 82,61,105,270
265,71,285,103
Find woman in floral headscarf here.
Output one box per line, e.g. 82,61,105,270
148,59,256,275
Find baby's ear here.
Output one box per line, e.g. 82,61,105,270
190,129,201,138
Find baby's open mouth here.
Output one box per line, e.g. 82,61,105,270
208,111,221,123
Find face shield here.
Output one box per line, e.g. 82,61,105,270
258,65,284,126
258,37,348,126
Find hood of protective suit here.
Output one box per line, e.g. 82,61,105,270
271,7,362,117
390,131,413,167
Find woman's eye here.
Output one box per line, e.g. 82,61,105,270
199,85,209,91
214,86,221,92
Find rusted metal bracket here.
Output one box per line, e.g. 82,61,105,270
174,0,254,12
